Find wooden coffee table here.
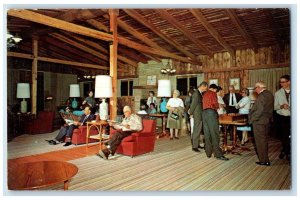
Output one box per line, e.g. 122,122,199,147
8,161,78,190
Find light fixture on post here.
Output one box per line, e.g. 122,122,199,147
157,80,171,113
95,75,112,121
69,84,80,109
7,32,22,48
160,59,176,75
17,83,30,113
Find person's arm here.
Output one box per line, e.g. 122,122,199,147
249,96,265,124
189,92,198,115
166,99,175,111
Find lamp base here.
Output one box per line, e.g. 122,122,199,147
71,98,78,109
20,98,27,113
99,99,108,120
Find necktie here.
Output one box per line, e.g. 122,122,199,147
285,90,290,102
81,115,88,124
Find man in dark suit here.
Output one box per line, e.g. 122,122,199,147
47,106,95,146
189,81,207,152
249,81,274,166
223,85,242,114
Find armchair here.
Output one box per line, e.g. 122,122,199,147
24,111,55,134
110,119,157,157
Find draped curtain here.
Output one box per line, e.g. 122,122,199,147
249,67,290,94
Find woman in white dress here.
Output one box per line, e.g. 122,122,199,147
235,88,251,145
166,90,184,140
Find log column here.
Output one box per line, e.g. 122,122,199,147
109,9,119,120
31,38,38,115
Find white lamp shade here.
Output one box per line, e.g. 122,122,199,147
17,83,30,98
157,80,171,97
69,84,80,97
95,75,112,98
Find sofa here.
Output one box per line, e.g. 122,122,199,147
24,111,55,134
110,119,157,157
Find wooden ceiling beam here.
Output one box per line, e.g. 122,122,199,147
118,36,193,63
190,9,235,56
50,33,108,60
7,51,127,72
69,34,139,67
123,9,198,62
86,19,109,32
225,9,258,51
155,9,213,57
43,37,104,64
8,9,114,41
8,9,192,64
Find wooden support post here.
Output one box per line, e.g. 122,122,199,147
109,9,119,121
32,39,38,115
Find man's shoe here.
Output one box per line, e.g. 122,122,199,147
192,148,200,152
174,137,179,140
63,142,72,147
46,140,57,145
256,162,270,166
198,145,205,149
207,155,211,158
216,156,229,161
99,149,110,159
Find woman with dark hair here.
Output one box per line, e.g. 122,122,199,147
236,88,251,145
147,91,157,108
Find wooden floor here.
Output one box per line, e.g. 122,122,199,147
6,130,292,191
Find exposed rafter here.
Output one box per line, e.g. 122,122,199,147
225,9,258,51
123,9,198,62
155,9,213,57
190,9,235,56
7,9,114,41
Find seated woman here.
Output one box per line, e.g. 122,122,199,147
137,104,148,114
97,106,143,159
148,103,157,114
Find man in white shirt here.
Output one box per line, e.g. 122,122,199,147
223,85,242,114
98,106,143,159
274,75,291,161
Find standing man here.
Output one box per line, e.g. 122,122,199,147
223,85,242,114
249,81,274,166
189,82,207,152
202,84,229,161
274,75,291,161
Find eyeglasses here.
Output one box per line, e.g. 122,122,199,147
254,86,259,89
280,81,288,83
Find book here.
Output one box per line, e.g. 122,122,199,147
65,119,74,126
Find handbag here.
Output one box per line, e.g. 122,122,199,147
170,112,179,120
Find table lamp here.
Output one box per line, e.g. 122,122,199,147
69,84,80,109
17,83,30,113
95,75,112,120
157,80,171,113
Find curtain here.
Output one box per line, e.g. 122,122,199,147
249,67,290,94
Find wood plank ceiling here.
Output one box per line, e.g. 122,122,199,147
7,8,290,75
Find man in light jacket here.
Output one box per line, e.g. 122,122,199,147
274,75,291,161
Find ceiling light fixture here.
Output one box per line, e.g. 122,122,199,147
160,59,176,75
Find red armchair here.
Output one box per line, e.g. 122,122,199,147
70,126,99,145
110,119,157,157
24,111,55,134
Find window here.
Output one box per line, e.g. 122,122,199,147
176,76,197,95
121,80,133,96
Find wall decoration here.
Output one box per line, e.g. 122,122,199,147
229,78,240,90
209,79,218,86
147,75,157,86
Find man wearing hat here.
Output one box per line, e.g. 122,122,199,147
98,106,143,159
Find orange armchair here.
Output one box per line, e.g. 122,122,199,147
110,119,157,157
70,126,99,145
